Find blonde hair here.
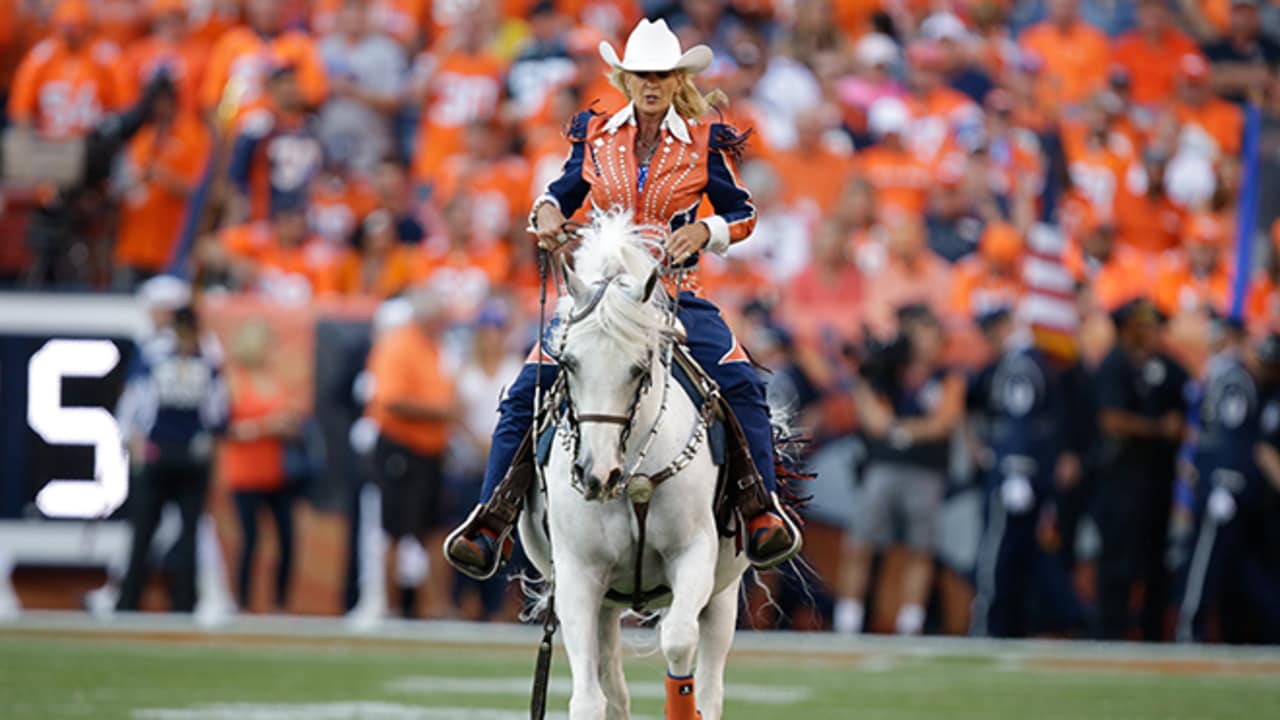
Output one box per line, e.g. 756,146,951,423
608,68,727,121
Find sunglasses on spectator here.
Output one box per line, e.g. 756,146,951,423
635,70,675,81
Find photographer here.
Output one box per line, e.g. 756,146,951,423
835,304,965,635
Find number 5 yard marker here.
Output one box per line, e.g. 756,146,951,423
28,339,128,519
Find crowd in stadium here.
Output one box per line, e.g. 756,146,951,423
3,0,1280,641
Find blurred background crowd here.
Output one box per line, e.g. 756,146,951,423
2,0,1280,643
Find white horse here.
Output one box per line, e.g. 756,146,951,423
518,212,750,720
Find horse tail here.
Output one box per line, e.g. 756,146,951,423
515,569,553,625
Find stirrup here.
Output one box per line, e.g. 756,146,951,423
444,505,514,581
745,493,803,570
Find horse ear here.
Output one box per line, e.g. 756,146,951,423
641,267,660,303
561,259,589,299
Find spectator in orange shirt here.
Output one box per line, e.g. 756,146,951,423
861,214,954,336
1110,0,1201,107
859,97,933,216
330,209,416,298
1063,212,1148,312
8,0,127,139
364,287,458,617
1114,147,1185,263
94,0,146,47
1170,54,1245,161
1245,221,1280,331
309,160,379,248
903,41,983,169
112,79,211,289
209,200,336,299
1018,0,1110,108
1153,213,1233,318
407,7,506,184
1063,93,1136,219
123,0,205,113
567,25,626,115
782,219,864,346
199,0,329,125
767,105,855,217
432,120,531,246
416,195,510,316
222,319,301,612
950,222,1025,320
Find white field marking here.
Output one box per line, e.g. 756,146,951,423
853,655,900,673
385,676,812,704
133,702,657,720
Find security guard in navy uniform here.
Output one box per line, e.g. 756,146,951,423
968,306,1064,637
1176,331,1280,642
1092,298,1185,640
1132,313,1191,641
1253,333,1280,642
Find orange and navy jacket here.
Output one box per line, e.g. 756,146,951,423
536,104,757,293
199,27,328,121
228,106,324,220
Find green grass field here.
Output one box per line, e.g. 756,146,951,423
2,614,1279,719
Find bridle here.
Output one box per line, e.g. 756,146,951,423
549,270,716,501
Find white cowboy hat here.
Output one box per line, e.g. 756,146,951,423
599,18,713,75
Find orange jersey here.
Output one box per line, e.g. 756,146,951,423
187,0,241,56
1063,241,1149,312
905,88,982,167
220,222,341,293
949,258,1024,319
416,242,511,289
329,246,416,298
199,27,328,117
8,37,127,138
115,113,212,272
1114,184,1185,260
1019,20,1110,107
365,323,455,456
434,155,531,243
410,50,505,181
1245,274,1279,330
1110,30,1200,106
1172,98,1245,159
855,145,933,216
220,370,288,492
768,147,855,215
1063,129,1133,219
560,0,640,39
124,35,207,112
1152,254,1232,317
308,175,379,246
312,0,426,46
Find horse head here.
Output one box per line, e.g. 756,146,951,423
555,212,668,501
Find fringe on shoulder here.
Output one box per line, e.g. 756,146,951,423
709,122,754,163
564,106,604,142
772,431,814,528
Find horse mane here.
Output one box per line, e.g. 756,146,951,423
556,210,672,356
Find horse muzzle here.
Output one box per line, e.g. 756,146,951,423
573,458,624,501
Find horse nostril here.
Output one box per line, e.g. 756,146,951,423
607,468,623,487
586,477,603,497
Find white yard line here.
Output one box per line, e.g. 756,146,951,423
133,702,656,720
9,609,1280,666
384,676,811,704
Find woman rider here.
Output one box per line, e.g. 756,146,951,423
444,19,800,580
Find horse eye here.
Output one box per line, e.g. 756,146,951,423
630,364,648,380
560,356,577,374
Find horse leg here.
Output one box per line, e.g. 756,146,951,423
597,605,630,720
661,536,717,720
693,576,741,720
556,562,608,720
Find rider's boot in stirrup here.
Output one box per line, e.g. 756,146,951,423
444,435,533,580
725,424,802,569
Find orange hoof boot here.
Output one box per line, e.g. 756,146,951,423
665,674,700,720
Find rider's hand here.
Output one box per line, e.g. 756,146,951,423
533,202,568,250
666,222,710,265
